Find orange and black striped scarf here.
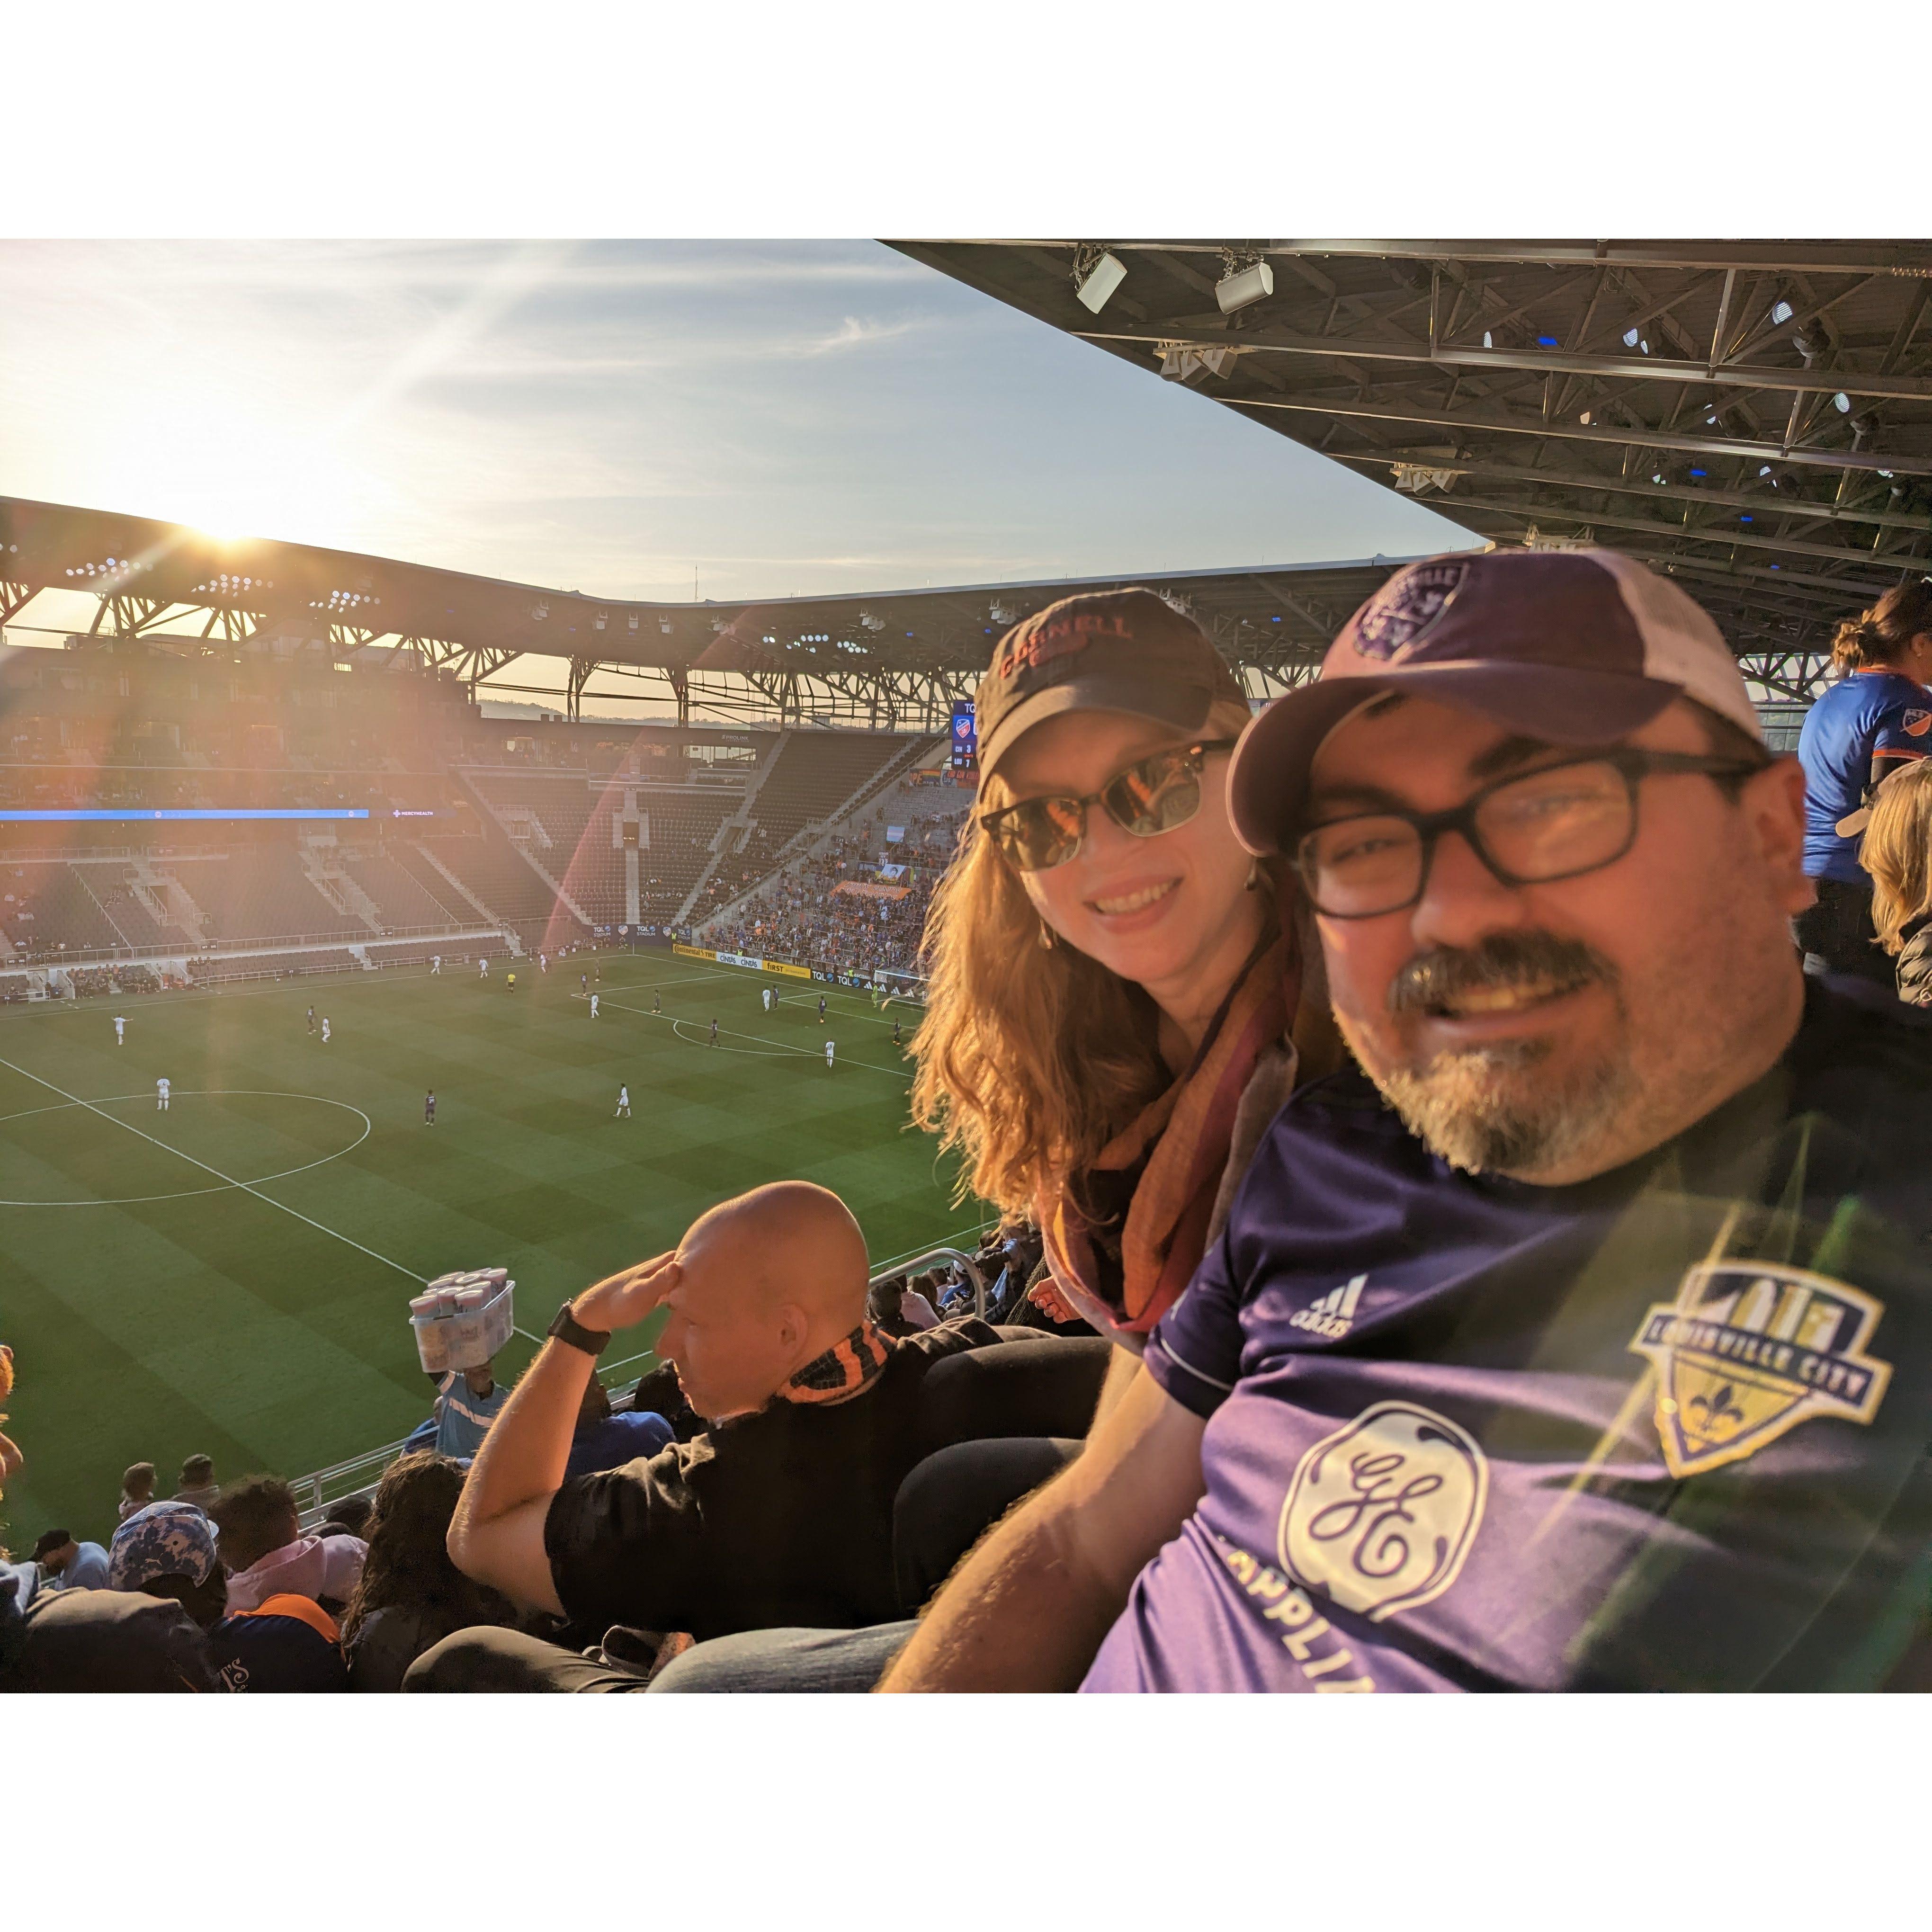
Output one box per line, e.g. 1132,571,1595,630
1038,925,1299,1340
778,1319,894,1405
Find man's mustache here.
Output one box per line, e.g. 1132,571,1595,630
1387,931,1619,1016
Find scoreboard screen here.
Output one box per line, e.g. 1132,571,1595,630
950,701,977,770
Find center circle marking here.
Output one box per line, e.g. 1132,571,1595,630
0,1089,374,1207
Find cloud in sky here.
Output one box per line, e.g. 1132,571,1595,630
0,238,1472,608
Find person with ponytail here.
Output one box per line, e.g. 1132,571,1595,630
1860,755,1932,1007
1796,576,1932,981
914,588,1340,1367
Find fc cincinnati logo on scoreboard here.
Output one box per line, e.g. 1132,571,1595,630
1629,1262,1891,1479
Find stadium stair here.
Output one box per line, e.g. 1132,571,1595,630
672,729,792,925
299,842,385,935
454,769,595,930
693,730,931,937
410,841,514,932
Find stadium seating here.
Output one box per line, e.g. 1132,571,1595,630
342,850,469,931
170,849,368,944
416,833,571,929
745,732,919,856
3,863,126,955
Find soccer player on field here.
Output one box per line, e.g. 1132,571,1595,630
321,1017,331,1043
893,1019,902,1046
480,958,489,979
540,952,548,974
508,971,517,991
652,989,661,1014
818,994,827,1024
425,1090,437,1126
156,1076,170,1112
590,993,600,1020
114,1014,126,1044
709,1017,718,1046
305,1006,315,1034
615,1085,631,1118
431,956,441,975
824,1038,835,1070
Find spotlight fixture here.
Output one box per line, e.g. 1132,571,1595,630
1073,249,1128,316
1833,392,1852,413
1214,258,1273,315
1771,299,1795,326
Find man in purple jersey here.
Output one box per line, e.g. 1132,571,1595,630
883,546,1932,1694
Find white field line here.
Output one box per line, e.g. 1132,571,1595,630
0,1051,428,1287
598,996,912,1081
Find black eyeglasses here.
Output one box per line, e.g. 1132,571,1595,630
979,739,1240,872
1294,749,1767,919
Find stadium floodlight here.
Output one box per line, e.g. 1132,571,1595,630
1622,328,1639,348
1482,331,1493,349
1074,250,1128,315
1834,392,1852,413
1771,299,1795,325
1215,259,1273,315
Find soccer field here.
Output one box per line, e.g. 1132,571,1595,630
0,951,977,1542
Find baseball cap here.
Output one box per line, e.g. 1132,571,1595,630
975,588,1248,784
1229,546,1765,855
109,1499,219,1591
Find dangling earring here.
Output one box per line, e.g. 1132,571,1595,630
1038,919,1057,950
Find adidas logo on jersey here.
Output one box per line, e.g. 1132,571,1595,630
1290,1274,1367,1339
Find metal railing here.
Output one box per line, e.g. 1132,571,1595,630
289,1245,989,1529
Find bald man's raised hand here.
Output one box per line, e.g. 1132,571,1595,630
573,1252,680,1333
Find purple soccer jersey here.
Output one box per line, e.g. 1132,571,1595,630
1083,981,1932,1694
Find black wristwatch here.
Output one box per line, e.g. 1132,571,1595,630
547,1300,611,1358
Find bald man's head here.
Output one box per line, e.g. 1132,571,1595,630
654,1182,872,1420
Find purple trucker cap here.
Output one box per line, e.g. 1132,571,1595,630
1228,546,1764,855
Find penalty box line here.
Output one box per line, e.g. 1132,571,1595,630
0,1050,430,1290
596,999,912,1081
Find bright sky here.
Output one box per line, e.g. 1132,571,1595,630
0,239,1477,714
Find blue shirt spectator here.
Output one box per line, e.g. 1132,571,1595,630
434,1366,510,1459
33,1531,110,1592
564,1409,676,1481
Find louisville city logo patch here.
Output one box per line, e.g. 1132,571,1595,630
1629,1262,1891,1479
1349,560,1468,662
1276,1400,1488,1622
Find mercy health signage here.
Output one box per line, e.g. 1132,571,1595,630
0,807,381,823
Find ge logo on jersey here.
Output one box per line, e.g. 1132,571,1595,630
1290,1273,1367,1340
1277,1402,1488,1623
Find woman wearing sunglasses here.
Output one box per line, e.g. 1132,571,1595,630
912,588,1339,1370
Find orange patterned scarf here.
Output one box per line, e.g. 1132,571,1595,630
1038,928,1297,1339
778,1319,894,1404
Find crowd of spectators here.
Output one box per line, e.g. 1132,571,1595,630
0,1359,707,1693
698,803,968,975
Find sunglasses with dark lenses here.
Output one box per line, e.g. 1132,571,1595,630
1294,749,1767,919
980,739,1241,872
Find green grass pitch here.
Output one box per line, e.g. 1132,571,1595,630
0,951,978,1546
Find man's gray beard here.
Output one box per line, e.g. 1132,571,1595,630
1372,1035,1641,1178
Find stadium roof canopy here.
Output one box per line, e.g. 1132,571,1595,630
0,492,1412,729
893,240,1932,700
